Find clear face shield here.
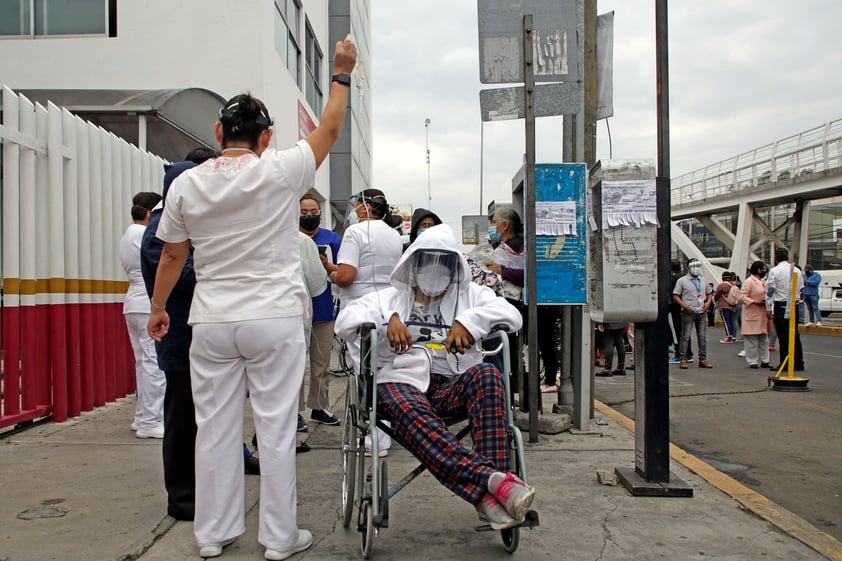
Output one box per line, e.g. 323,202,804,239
410,250,459,299
343,192,388,229
343,193,363,228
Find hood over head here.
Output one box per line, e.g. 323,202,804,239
409,208,443,243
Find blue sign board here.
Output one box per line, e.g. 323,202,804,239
532,163,588,304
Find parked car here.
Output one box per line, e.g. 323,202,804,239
819,286,842,317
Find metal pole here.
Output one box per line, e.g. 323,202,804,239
616,0,691,496
480,120,484,215
523,14,539,443
425,118,431,207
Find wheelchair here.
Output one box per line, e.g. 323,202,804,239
340,323,539,558
330,334,354,377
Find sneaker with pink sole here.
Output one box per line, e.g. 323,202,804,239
476,494,518,530
488,472,535,524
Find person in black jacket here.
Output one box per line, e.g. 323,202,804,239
140,151,260,521
405,207,442,250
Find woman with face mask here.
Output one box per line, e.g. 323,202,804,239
485,208,561,393
740,261,771,368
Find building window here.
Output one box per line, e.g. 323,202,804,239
0,0,113,37
274,0,301,85
304,20,322,118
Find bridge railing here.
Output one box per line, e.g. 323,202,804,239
671,118,842,205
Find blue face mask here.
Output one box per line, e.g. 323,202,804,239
488,225,501,244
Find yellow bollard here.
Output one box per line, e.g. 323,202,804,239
769,268,810,391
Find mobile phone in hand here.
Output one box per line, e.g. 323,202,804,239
317,245,327,255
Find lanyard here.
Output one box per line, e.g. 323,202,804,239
690,278,702,294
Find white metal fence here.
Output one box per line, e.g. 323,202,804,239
671,118,842,205
1,84,165,427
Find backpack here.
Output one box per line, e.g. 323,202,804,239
725,283,741,306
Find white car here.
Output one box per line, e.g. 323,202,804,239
819,286,842,317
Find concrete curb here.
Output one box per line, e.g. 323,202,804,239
595,399,842,561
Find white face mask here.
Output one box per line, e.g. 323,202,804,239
415,265,452,297
689,266,702,277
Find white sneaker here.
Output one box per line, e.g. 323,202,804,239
136,424,164,439
130,421,138,431
198,538,234,558
363,422,392,457
737,350,745,357
816,322,822,326
265,529,313,560
804,322,814,327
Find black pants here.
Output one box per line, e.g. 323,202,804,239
162,370,197,520
772,302,804,370
536,306,560,386
602,328,625,371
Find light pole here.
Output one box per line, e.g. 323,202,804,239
425,118,431,207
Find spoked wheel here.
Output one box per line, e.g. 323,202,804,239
501,526,520,553
340,390,358,528
360,501,375,559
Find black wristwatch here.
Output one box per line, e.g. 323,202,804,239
331,73,352,87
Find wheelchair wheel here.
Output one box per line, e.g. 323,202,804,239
340,391,358,528
361,501,375,559
501,527,520,553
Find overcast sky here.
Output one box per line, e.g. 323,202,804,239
369,1,842,231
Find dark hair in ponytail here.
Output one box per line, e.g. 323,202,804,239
218,93,273,150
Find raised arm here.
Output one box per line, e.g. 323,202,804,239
305,39,357,167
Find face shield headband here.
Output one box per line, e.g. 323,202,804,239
218,102,274,130
343,192,388,228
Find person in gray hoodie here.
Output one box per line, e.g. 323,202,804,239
335,224,535,530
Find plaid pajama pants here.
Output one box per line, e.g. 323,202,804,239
376,363,510,506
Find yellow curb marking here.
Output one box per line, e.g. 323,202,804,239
595,399,842,561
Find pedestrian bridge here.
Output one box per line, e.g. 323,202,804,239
669,118,842,278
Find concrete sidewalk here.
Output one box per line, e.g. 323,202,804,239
1,386,839,561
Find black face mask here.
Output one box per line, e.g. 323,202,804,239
299,215,320,231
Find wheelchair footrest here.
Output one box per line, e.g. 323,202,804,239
474,510,540,532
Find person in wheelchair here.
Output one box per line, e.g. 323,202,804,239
335,224,535,530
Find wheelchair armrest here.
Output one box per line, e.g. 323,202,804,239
359,322,377,338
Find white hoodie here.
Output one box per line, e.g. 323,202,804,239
334,224,522,393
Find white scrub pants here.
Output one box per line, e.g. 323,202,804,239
124,312,165,429
190,317,305,550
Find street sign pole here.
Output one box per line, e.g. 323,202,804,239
523,14,540,443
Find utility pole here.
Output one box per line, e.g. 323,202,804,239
425,118,431,207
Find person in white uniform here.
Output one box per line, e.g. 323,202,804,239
119,191,165,439
330,189,403,310
328,189,402,455
147,39,356,561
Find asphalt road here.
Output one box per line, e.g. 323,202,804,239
594,322,842,541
